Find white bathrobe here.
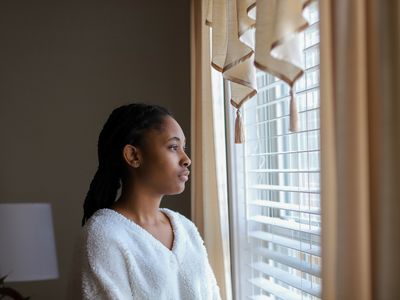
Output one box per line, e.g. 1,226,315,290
75,207,221,300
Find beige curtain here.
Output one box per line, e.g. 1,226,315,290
190,0,232,299
320,0,400,299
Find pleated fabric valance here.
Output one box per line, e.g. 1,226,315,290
206,0,314,143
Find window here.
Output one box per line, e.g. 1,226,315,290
226,2,321,299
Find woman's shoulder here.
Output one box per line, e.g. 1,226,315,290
81,208,128,244
79,208,140,262
83,208,119,229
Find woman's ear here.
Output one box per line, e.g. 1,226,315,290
122,144,141,168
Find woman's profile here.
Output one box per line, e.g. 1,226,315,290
75,103,221,299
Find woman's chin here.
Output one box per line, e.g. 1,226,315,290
167,182,187,195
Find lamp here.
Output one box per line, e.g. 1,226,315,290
0,203,59,299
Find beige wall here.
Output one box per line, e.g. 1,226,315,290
0,0,190,299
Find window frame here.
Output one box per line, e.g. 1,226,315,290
225,2,322,299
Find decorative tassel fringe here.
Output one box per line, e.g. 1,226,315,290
289,88,299,132
235,108,245,144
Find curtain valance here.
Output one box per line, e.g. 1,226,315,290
206,0,314,143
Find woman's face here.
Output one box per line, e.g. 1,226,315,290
131,116,191,195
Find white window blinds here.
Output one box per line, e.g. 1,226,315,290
228,2,321,299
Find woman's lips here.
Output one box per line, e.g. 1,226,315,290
178,170,190,181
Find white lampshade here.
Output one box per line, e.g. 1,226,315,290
0,203,59,282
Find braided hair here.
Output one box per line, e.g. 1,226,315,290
81,103,172,226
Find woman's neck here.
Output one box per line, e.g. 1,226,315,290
110,184,164,225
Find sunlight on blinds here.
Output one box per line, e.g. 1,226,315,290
235,2,321,299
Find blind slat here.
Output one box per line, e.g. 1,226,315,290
249,184,320,194
247,168,320,173
251,262,321,297
249,277,302,300
244,108,320,129
250,295,274,300
246,149,320,157
248,199,320,215
249,215,321,236
253,247,321,277
248,230,321,256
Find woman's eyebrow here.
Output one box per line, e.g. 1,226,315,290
167,137,186,144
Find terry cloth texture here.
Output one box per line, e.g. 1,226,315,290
69,207,222,300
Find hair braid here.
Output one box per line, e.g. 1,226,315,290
81,103,172,226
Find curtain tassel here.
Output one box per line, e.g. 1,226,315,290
235,108,245,144
289,87,299,132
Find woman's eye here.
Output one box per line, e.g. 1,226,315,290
168,144,187,152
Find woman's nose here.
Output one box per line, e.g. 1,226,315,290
182,153,191,167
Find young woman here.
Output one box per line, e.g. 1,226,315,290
78,103,221,299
